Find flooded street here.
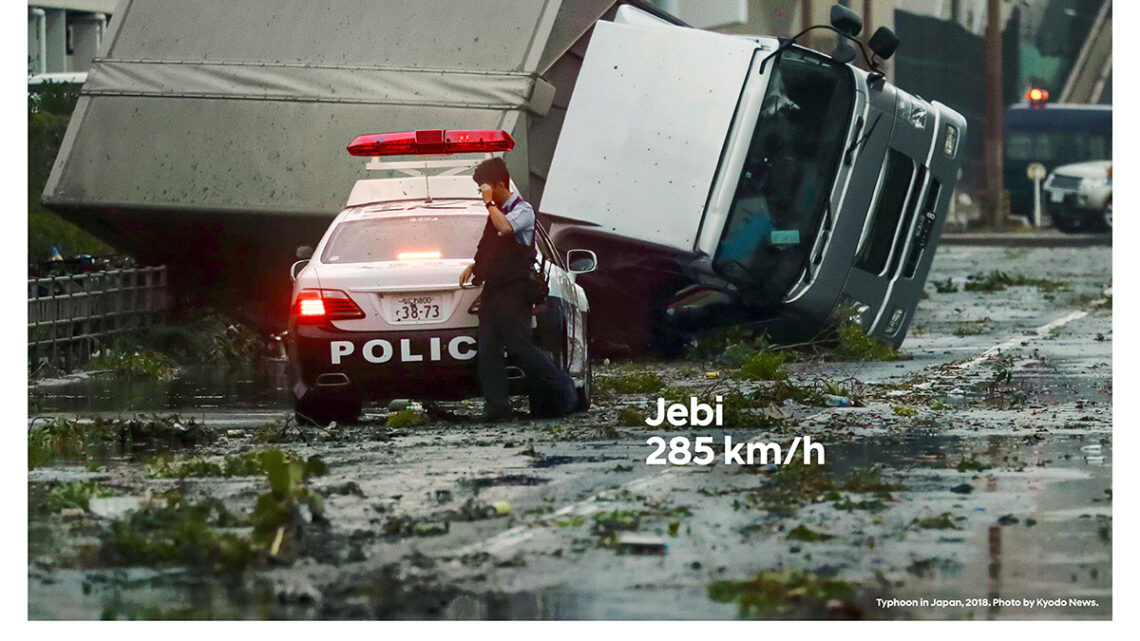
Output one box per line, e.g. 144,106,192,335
28,245,1112,620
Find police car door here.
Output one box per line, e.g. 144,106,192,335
535,225,580,374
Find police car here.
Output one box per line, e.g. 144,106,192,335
287,130,596,424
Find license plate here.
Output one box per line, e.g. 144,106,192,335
1050,190,1064,203
387,294,446,324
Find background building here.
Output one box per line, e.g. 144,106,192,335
28,1,117,82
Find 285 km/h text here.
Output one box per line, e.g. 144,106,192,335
642,396,826,466
645,435,825,466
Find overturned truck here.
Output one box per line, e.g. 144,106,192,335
44,1,965,356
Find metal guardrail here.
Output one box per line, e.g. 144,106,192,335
28,266,168,371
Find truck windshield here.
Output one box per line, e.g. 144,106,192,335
713,47,855,306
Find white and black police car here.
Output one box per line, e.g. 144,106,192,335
287,129,596,424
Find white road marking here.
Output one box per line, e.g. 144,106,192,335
470,467,679,556
955,309,1090,370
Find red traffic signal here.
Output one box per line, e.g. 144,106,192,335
1026,87,1049,108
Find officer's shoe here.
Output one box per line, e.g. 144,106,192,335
481,408,516,424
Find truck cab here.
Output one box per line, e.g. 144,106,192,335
541,5,966,351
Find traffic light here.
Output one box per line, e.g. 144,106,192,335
1026,87,1049,109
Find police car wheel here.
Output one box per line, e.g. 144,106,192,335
295,394,361,426
576,319,592,411
576,354,593,411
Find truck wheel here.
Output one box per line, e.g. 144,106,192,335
1101,199,1112,232
295,394,361,425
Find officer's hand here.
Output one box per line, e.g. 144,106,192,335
459,263,474,287
480,184,493,204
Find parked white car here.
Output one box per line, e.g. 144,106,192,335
1043,160,1113,233
287,130,595,424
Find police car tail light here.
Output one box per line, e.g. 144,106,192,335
292,289,365,322
346,129,515,156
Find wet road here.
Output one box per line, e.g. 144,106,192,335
28,245,1112,620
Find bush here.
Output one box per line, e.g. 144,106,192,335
595,370,663,395
832,319,904,361
387,409,425,427
738,349,788,381
139,313,262,368
28,101,114,261
89,347,177,380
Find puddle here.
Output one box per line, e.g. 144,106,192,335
530,455,622,468
31,361,293,414
460,475,551,489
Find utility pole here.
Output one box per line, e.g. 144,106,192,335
983,0,1005,229
862,0,874,73
801,0,814,48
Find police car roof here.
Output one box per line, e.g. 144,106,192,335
341,199,484,222
345,175,485,208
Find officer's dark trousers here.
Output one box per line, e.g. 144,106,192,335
477,279,576,418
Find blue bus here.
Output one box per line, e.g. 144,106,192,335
1004,104,1112,217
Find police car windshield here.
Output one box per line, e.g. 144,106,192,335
713,48,854,306
321,214,485,264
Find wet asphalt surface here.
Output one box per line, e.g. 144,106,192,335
28,244,1112,620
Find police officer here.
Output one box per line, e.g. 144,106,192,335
459,157,578,422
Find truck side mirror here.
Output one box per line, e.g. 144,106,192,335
296,245,313,259
869,27,900,60
566,249,598,274
830,4,862,38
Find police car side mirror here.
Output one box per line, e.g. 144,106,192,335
567,249,597,274
296,245,313,260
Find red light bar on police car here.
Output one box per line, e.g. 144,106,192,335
346,129,515,157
